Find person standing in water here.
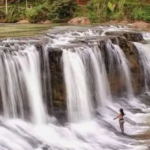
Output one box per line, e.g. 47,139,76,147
114,108,125,134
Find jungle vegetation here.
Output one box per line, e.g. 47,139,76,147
0,0,150,23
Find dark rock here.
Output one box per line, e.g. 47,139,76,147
118,38,141,95
48,50,66,113
0,28,144,118
68,17,91,25
98,35,142,95
17,20,30,24
106,31,144,42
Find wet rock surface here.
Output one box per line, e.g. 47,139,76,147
1,23,150,150
48,50,66,112
46,37,140,108
68,17,91,25
17,19,30,24
0,26,147,112
109,36,142,95
105,31,144,42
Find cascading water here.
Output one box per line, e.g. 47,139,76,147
43,45,54,115
0,26,149,150
62,49,92,122
76,46,112,107
105,41,134,97
0,45,46,124
0,51,24,118
17,46,46,124
62,45,112,122
133,42,150,93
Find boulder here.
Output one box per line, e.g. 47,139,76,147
17,20,30,24
105,31,144,42
68,17,91,25
131,21,150,30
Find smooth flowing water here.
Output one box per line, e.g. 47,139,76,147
134,42,150,93
106,41,134,97
62,49,92,122
62,45,112,122
0,25,149,150
0,45,46,124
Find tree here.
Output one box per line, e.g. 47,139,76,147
26,0,27,9
5,0,8,14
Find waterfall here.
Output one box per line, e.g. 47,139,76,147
0,51,24,118
17,46,46,124
0,45,46,124
62,49,92,122
62,45,112,122
0,25,148,150
76,46,111,107
106,41,134,97
43,45,54,115
133,42,150,93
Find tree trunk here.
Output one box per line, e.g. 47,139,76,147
5,0,8,14
26,0,27,9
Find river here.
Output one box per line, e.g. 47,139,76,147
0,24,149,150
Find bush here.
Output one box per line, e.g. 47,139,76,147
25,0,77,23
26,4,47,23
2,0,150,23
123,3,150,22
6,5,25,23
85,0,150,23
46,0,77,22
86,0,109,23
0,9,6,21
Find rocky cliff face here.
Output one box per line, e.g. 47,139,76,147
1,28,144,116
105,32,143,95
46,30,145,107
48,50,66,112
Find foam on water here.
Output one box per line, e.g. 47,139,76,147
0,45,47,123
0,25,149,150
62,49,92,122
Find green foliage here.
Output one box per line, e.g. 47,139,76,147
124,3,150,22
108,2,115,12
2,0,150,23
85,0,150,23
5,5,25,23
46,0,77,22
73,5,86,17
26,4,47,23
25,0,77,23
109,0,125,21
86,0,109,23
0,9,6,21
